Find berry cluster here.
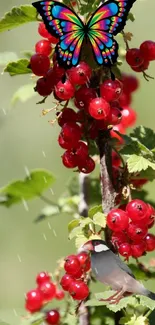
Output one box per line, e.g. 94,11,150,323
60,252,90,300
25,271,64,324
126,40,155,73
29,22,140,173
107,199,155,259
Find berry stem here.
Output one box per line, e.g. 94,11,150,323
96,130,118,249
39,194,55,205
122,31,130,51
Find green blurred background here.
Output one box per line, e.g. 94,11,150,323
0,0,155,323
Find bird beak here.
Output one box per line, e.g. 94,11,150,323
78,240,94,253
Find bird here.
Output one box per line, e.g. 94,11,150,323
81,239,155,304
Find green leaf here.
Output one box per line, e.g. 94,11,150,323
93,212,106,228
124,315,147,325
88,205,103,218
0,169,55,206
130,126,155,150
68,226,82,240
139,295,155,311
75,233,101,249
0,5,37,33
86,291,137,313
127,155,155,173
68,219,80,234
80,217,94,228
12,83,36,104
4,59,31,76
34,205,60,223
0,52,18,65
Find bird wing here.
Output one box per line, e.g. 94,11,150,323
113,253,135,279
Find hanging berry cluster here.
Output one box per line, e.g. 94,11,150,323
108,200,155,259
25,271,64,323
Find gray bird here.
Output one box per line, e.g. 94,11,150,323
81,239,155,304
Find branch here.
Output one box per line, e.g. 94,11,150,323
96,130,118,251
78,172,90,325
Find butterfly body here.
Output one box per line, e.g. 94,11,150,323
33,0,136,68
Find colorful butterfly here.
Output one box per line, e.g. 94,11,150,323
32,0,136,68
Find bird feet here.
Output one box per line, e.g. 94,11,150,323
99,290,124,305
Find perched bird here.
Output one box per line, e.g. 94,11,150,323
81,239,155,304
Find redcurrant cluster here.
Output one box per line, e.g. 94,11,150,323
60,252,90,300
25,271,64,324
126,40,155,73
107,199,155,259
29,22,140,173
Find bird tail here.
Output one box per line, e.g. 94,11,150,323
145,290,155,301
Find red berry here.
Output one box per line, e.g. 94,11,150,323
107,209,129,232
112,151,121,167
58,108,77,127
25,289,43,313
67,61,92,85
88,97,110,120
30,54,50,76
62,150,78,168
77,252,91,272
78,156,95,174
108,107,122,126
52,63,65,82
121,107,137,128
131,178,148,188
38,23,58,44
110,124,126,144
140,40,155,61
126,48,144,67
55,79,75,100
62,122,82,143
100,79,123,102
69,280,89,300
119,91,132,107
58,133,73,150
64,255,81,275
111,232,127,248
74,86,96,110
55,289,65,300
46,310,60,325
131,60,149,72
36,272,50,286
126,199,149,222
73,268,84,279
148,219,155,229
118,243,131,258
131,242,146,258
75,141,89,163
39,281,56,301
60,274,74,291
145,234,155,252
35,77,53,96
35,39,52,56
145,204,155,225
127,223,148,243
121,74,139,93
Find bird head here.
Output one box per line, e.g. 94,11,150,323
80,239,110,253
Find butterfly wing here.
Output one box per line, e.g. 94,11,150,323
87,0,136,66
32,1,85,68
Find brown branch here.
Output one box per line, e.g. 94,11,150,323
78,172,90,325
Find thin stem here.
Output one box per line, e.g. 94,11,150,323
39,194,55,205
122,31,129,51
112,146,126,169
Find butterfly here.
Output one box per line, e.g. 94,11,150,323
32,0,136,69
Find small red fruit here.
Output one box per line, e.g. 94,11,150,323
131,242,146,258
100,79,123,102
62,122,82,143
140,40,155,61
55,79,75,100
35,39,52,56
64,255,81,275
111,232,127,248
121,74,139,93
127,223,148,243
118,243,131,258
39,281,56,301
60,274,74,291
78,156,95,174
107,209,129,232
46,310,60,325
145,234,155,252
88,97,110,120
36,272,50,286
30,54,50,76
69,280,89,300
58,108,77,127
67,61,92,85
25,289,43,313
126,199,149,222
126,48,144,67
62,150,78,168
77,252,91,272
121,107,137,128
55,289,65,300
